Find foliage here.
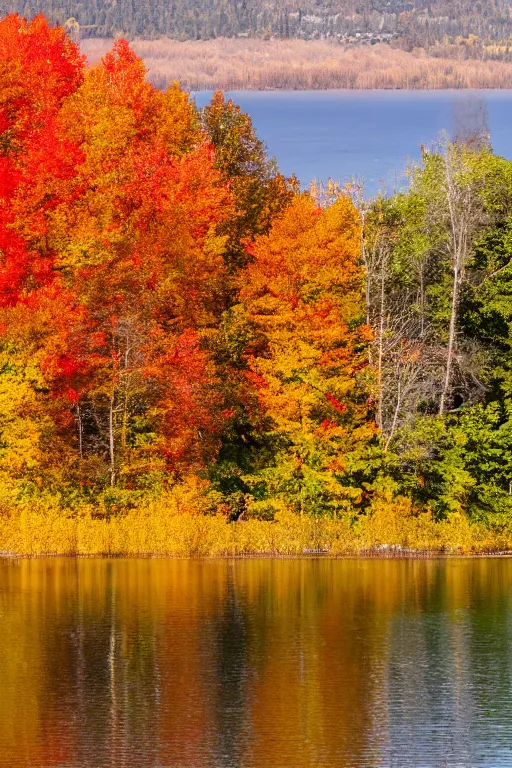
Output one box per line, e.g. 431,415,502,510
239,193,375,517
200,91,295,270
363,141,512,532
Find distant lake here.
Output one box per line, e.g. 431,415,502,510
2,557,512,767
194,90,512,196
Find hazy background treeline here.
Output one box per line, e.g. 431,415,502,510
4,0,512,53
6,0,512,91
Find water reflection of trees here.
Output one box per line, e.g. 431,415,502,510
0,558,511,767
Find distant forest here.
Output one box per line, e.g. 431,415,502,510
4,0,512,53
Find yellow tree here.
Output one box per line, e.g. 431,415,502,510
241,193,374,516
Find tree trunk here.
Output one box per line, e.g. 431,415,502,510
439,263,459,415
109,392,116,487
376,254,386,430
77,403,83,459
385,377,401,452
439,146,465,416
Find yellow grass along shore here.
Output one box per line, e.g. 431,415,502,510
1,485,511,557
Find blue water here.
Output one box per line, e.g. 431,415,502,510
194,90,512,196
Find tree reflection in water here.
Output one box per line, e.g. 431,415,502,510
0,557,511,767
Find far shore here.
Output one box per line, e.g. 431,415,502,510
81,37,512,92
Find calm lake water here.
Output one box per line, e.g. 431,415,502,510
194,90,512,195
1,557,512,767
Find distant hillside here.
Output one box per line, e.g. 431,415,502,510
3,0,512,54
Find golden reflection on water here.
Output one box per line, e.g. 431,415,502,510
0,557,511,767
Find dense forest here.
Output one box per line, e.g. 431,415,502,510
3,0,512,50
3,14,512,554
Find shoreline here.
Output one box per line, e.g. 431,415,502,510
189,86,512,93
1,501,511,559
2,549,512,560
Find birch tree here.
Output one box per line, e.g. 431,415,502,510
419,140,486,414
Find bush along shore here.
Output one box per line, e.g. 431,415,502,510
4,15,512,556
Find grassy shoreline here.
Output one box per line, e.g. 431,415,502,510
1,493,511,557
2,550,512,559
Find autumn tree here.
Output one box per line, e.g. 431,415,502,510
240,193,374,517
46,41,235,487
0,14,84,305
0,21,235,495
364,145,512,521
200,91,295,271
418,141,488,415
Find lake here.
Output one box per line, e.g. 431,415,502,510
1,557,512,767
194,90,512,196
